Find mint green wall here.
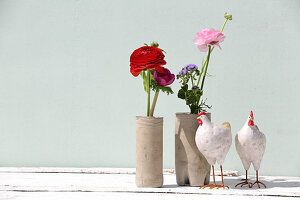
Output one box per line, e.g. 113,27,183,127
0,0,299,176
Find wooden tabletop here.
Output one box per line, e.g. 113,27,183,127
0,168,299,200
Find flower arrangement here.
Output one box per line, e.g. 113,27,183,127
177,13,232,114
130,42,175,116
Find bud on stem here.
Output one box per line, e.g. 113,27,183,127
224,12,232,20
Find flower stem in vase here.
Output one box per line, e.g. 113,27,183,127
150,89,160,117
200,46,212,91
147,70,151,116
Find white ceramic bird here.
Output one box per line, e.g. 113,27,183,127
195,112,232,189
235,111,266,188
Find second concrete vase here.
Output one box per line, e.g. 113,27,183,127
175,113,211,186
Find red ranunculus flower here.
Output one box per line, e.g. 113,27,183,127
130,46,166,77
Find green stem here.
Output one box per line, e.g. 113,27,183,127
150,89,159,117
221,19,229,32
200,46,211,91
197,60,206,86
191,73,194,87
147,70,151,116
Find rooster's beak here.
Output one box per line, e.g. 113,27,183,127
197,116,201,120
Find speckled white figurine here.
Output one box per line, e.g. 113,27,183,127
195,112,232,189
235,111,266,188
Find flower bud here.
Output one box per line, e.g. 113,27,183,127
224,12,232,20
150,41,159,47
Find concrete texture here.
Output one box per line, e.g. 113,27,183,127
175,113,211,186
135,117,163,187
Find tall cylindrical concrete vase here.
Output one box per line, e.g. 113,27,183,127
175,113,211,186
135,116,163,188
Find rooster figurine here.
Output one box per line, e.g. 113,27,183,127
235,111,266,188
195,112,232,189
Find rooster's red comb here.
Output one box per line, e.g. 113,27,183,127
250,110,253,118
198,112,206,116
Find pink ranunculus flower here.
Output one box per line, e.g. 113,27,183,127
194,28,226,52
153,67,175,86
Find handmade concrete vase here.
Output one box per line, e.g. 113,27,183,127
135,116,163,188
175,113,211,186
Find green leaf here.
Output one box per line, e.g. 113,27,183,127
186,90,197,105
182,84,188,91
195,89,203,96
159,86,173,95
177,89,185,99
198,98,212,112
190,104,198,114
150,79,174,95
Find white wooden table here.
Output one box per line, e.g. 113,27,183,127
0,168,299,200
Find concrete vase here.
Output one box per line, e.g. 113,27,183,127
175,113,211,186
135,116,163,188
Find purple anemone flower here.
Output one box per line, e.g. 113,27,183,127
153,67,175,86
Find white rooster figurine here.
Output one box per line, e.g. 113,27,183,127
195,112,232,189
235,111,266,188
